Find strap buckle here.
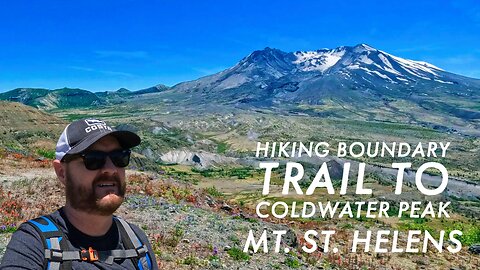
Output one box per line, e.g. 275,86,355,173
81,247,99,262
44,249,64,262
136,245,147,256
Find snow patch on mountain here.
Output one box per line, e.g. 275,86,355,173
293,49,345,72
358,54,374,65
434,79,454,84
387,53,439,77
290,45,446,83
411,61,444,71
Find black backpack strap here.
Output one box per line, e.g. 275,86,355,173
114,217,152,270
27,216,72,270
28,215,152,269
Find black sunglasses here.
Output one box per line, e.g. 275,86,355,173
63,149,131,170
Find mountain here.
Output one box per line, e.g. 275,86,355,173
168,43,480,123
0,84,170,109
94,84,170,104
2,44,479,129
0,88,103,110
134,84,170,95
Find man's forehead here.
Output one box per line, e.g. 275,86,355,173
88,135,122,151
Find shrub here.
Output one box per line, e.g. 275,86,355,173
227,247,250,261
448,224,480,246
217,142,229,154
204,186,223,197
285,256,301,268
181,255,199,265
36,148,56,159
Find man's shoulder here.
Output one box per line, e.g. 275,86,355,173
22,209,67,234
10,221,42,242
15,209,61,234
113,216,158,269
114,216,149,240
0,216,49,268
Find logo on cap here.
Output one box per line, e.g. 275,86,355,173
84,119,112,133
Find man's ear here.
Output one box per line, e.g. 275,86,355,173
53,160,66,185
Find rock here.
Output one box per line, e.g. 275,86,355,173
160,150,237,168
141,148,156,160
376,253,386,259
326,159,344,180
469,244,480,254
247,130,259,140
414,257,429,266
224,245,231,251
206,196,216,207
284,229,297,247
221,203,233,212
181,238,190,243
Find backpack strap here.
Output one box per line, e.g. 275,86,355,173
114,216,152,270
27,216,72,270
28,215,152,270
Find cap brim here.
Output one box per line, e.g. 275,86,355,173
65,130,141,156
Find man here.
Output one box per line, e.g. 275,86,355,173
0,119,158,270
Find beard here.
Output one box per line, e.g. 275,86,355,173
65,170,126,216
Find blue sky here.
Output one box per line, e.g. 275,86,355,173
1,0,479,92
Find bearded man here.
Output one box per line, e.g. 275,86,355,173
0,119,158,270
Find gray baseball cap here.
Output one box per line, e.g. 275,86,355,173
55,118,141,161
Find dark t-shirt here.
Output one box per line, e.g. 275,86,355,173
0,208,158,269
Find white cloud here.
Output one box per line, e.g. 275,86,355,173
94,50,149,59
69,66,135,77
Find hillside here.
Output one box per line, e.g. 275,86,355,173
0,85,170,110
0,88,102,110
0,101,66,154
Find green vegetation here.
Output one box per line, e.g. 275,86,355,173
36,148,55,159
227,247,250,261
191,166,257,179
285,256,301,268
397,217,480,246
0,225,17,234
216,142,229,154
180,255,199,266
174,225,185,238
340,223,354,229
148,127,194,150
449,223,480,246
204,186,224,197
64,113,94,121
228,234,240,245
233,215,258,223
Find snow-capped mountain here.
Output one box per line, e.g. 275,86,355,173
292,44,451,84
170,44,480,116
165,44,480,132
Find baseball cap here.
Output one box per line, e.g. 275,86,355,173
55,118,141,161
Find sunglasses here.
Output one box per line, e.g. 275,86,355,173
63,149,131,170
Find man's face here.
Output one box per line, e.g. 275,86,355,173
64,135,127,216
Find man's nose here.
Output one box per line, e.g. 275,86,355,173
101,156,118,174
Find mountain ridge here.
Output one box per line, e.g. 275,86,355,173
1,44,479,131
171,43,480,94
0,84,170,109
